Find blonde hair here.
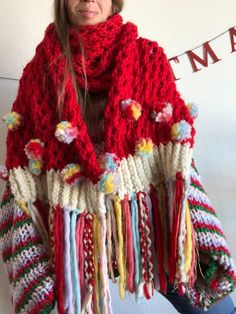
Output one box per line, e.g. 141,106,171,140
53,0,124,118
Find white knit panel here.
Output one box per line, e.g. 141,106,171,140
8,142,192,212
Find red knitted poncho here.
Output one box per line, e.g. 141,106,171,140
1,13,235,314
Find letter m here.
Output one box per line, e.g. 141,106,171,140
187,42,221,72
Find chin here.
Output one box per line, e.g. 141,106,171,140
78,20,99,26
76,15,109,26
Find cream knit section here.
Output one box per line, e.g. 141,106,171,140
8,142,193,212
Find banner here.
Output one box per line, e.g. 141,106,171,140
169,26,236,80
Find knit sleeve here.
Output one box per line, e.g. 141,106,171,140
186,158,236,308
1,56,56,312
0,181,55,313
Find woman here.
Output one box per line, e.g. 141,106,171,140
0,0,235,313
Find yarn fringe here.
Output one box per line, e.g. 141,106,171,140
52,183,197,313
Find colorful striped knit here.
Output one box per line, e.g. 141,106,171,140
186,159,236,309
0,182,55,314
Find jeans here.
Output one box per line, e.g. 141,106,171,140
160,282,236,314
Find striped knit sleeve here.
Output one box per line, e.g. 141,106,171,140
0,181,55,314
186,158,236,309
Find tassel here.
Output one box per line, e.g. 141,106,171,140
100,214,113,314
82,213,95,314
145,191,160,293
114,196,125,299
63,207,74,313
93,215,101,314
149,185,167,293
121,199,127,289
76,213,86,304
183,201,193,277
137,191,154,298
82,292,93,314
122,195,135,293
54,205,64,314
137,192,150,300
109,199,119,275
130,193,142,300
177,196,188,285
106,199,117,283
144,192,155,297
143,196,154,297
168,173,185,284
71,209,81,314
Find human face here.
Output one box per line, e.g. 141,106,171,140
66,0,113,26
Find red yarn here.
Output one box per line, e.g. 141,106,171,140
122,195,135,293
178,282,185,296
76,213,86,303
5,13,195,184
137,192,149,296
168,172,185,283
150,184,167,293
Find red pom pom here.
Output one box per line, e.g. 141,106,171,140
24,139,45,160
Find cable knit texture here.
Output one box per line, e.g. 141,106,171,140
1,13,235,314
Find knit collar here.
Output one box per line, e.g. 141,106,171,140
68,13,124,92
69,13,123,56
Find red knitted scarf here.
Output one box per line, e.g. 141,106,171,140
69,13,125,92
44,13,138,94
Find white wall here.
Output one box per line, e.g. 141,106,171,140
0,1,236,313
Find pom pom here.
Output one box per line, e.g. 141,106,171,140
29,159,43,176
99,171,120,194
171,120,192,142
24,139,45,160
2,111,23,130
151,102,173,123
61,163,83,186
186,102,199,119
0,165,8,181
135,138,154,158
55,121,79,144
120,99,142,120
98,153,120,172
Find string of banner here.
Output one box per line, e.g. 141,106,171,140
0,25,235,82
170,25,236,80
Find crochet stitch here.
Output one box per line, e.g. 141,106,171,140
1,13,235,314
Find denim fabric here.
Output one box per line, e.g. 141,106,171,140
160,282,235,314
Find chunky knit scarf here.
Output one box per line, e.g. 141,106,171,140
1,13,236,314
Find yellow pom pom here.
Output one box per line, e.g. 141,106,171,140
99,172,120,194
135,138,154,157
2,111,23,130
